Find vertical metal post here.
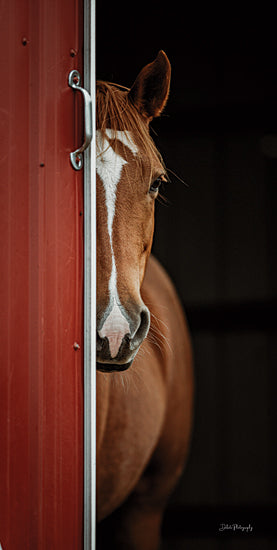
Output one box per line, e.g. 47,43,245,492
83,0,96,548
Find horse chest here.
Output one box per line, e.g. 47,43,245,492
96,365,166,520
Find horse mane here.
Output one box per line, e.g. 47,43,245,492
96,81,165,174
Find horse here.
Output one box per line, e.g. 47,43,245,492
96,50,194,550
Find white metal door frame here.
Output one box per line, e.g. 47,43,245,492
83,0,96,548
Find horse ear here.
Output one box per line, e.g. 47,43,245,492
128,50,171,121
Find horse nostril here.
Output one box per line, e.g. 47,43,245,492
97,333,109,353
131,307,150,349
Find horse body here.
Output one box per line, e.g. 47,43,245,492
96,52,194,549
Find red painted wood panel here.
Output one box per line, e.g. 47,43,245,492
0,1,84,548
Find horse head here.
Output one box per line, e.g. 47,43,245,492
96,51,171,372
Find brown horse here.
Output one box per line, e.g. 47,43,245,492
96,51,194,549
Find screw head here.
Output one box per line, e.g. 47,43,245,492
73,342,80,351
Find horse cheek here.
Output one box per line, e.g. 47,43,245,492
139,213,154,285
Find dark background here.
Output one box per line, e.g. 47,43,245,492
96,4,277,548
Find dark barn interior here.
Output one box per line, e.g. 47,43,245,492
96,4,277,548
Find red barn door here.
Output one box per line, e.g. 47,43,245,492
0,0,86,548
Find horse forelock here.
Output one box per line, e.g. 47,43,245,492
96,80,165,176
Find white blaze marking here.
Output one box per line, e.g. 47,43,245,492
104,128,138,155
96,130,137,357
99,300,130,358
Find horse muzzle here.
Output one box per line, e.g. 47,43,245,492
96,304,150,372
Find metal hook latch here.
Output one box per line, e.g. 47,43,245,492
68,70,92,170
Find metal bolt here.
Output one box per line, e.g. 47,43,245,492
73,342,80,351
70,48,77,57
22,37,28,46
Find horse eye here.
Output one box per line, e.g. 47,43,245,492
149,177,163,195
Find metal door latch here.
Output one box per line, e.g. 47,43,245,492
68,70,92,170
